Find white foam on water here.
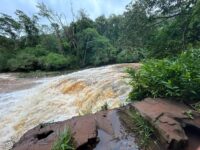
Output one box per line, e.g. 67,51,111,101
0,64,136,150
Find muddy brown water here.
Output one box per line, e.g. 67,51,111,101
0,64,138,150
0,74,39,93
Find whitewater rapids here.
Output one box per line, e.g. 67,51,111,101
0,63,139,150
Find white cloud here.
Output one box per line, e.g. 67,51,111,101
0,0,131,22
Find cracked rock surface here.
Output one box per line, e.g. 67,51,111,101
133,98,200,150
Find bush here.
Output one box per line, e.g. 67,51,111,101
128,49,200,102
116,49,145,63
41,53,72,70
7,52,38,71
6,47,74,71
7,47,48,71
0,52,11,71
22,46,48,57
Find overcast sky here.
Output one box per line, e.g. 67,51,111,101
0,0,131,24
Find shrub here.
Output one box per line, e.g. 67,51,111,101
0,52,11,71
7,47,48,71
41,53,72,70
22,46,48,57
52,128,75,150
128,49,200,102
116,49,145,63
7,52,38,71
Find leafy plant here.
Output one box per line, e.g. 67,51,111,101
128,49,200,102
52,128,75,150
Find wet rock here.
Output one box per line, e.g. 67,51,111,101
12,98,200,150
12,113,99,150
132,98,200,150
12,110,138,150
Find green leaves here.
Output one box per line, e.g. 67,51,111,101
41,53,72,70
76,28,116,66
128,49,200,102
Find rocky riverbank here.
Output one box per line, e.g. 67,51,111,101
12,98,200,150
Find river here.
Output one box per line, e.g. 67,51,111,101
0,63,139,150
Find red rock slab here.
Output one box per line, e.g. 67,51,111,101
132,98,200,150
12,115,96,150
12,111,114,150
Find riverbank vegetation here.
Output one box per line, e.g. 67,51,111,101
1,0,199,72
128,49,200,102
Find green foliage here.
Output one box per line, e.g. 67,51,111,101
41,53,72,70
116,49,145,63
101,102,108,111
128,109,154,148
128,49,200,101
75,10,95,33
184,110,194,119
1,0,200,72
0,52,11,71
15,10,39,47
8,51,38,71
76,28,116,66
192,102,200,113
52,128,75,150
40,35,61,52
22,46,48,57
6,47,47,71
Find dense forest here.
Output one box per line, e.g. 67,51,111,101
0,0,199,72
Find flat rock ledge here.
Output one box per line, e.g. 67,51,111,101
12,98,200,150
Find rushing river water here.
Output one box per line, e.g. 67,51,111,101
0,63,139,150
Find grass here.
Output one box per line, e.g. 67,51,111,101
120,110,157,150
129,111,154,148
52,128,75,150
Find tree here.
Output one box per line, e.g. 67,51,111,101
123,1,152,48
95,15,108,36
0,13,21,50
15,10,39,47
37,2,64,53
77,28,116,66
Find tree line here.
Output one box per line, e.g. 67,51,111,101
0,0,199,72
